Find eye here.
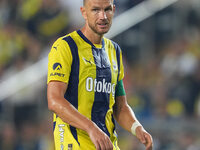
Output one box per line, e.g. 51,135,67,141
105,6,112,12
92,8,99,12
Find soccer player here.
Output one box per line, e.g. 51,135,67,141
47,0,153,149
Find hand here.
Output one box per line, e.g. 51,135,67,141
135,126,153,150
87,123,113,150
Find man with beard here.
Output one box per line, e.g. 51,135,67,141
47,0,153,149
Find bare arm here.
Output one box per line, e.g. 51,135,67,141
113,95,153,150
47,81,113,150
47,81,92,131
113,95,135,132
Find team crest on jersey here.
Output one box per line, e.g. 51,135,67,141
53,63,62,70
112,60,118,71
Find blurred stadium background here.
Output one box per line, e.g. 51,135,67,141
0,0,200,149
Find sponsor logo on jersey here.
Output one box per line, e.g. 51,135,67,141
86,77,115,96
83,57,93,65
53,63,62,70
58,124,65,150
50,63,65,77
53,44,59,50
50,72,65,77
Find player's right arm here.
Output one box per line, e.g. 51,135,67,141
47,38,113,150
47,81,113,150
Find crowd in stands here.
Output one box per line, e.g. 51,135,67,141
0,0,200,149
0,0,71,79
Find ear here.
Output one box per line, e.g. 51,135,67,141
113,4,116,14
80,6,87,20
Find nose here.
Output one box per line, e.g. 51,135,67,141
99,11,107,20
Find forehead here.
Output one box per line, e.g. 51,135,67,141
85,0,113,7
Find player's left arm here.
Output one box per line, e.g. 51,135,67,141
113,83,153,150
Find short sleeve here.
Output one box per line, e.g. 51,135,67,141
111,40,125,82
47,37,72,84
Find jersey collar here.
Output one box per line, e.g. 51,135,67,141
77,30,105,49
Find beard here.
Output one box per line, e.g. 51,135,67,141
88,21,111,35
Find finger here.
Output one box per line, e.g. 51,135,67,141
107,138,113,150
101,134,113,150
144,134,153,150
109,142,114,150
144,134,151,145
146,144,153,150
98,138,107,150
95,141,101,150
140,132,147,144
136,127,146,144
104,141,112,150
145,142,153,150
102,137,110,150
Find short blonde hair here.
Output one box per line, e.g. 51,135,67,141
83,0,114,6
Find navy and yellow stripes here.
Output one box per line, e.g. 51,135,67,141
63,36,80,145
91,47,112,137
47,30,124,150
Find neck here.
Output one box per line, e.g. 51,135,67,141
81,25,103,45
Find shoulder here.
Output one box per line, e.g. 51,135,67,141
53,31,77,46
103,37,121,51
49,32,77,56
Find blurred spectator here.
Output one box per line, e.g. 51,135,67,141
0,24,41,80
15,0,70,44
0,0,11,27
0,123,17,150
160,38,199,116
15,121,40,150
0,0,200,150
160,39,198,78
58,0,84,28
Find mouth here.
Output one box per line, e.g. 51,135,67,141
97,22,109,28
